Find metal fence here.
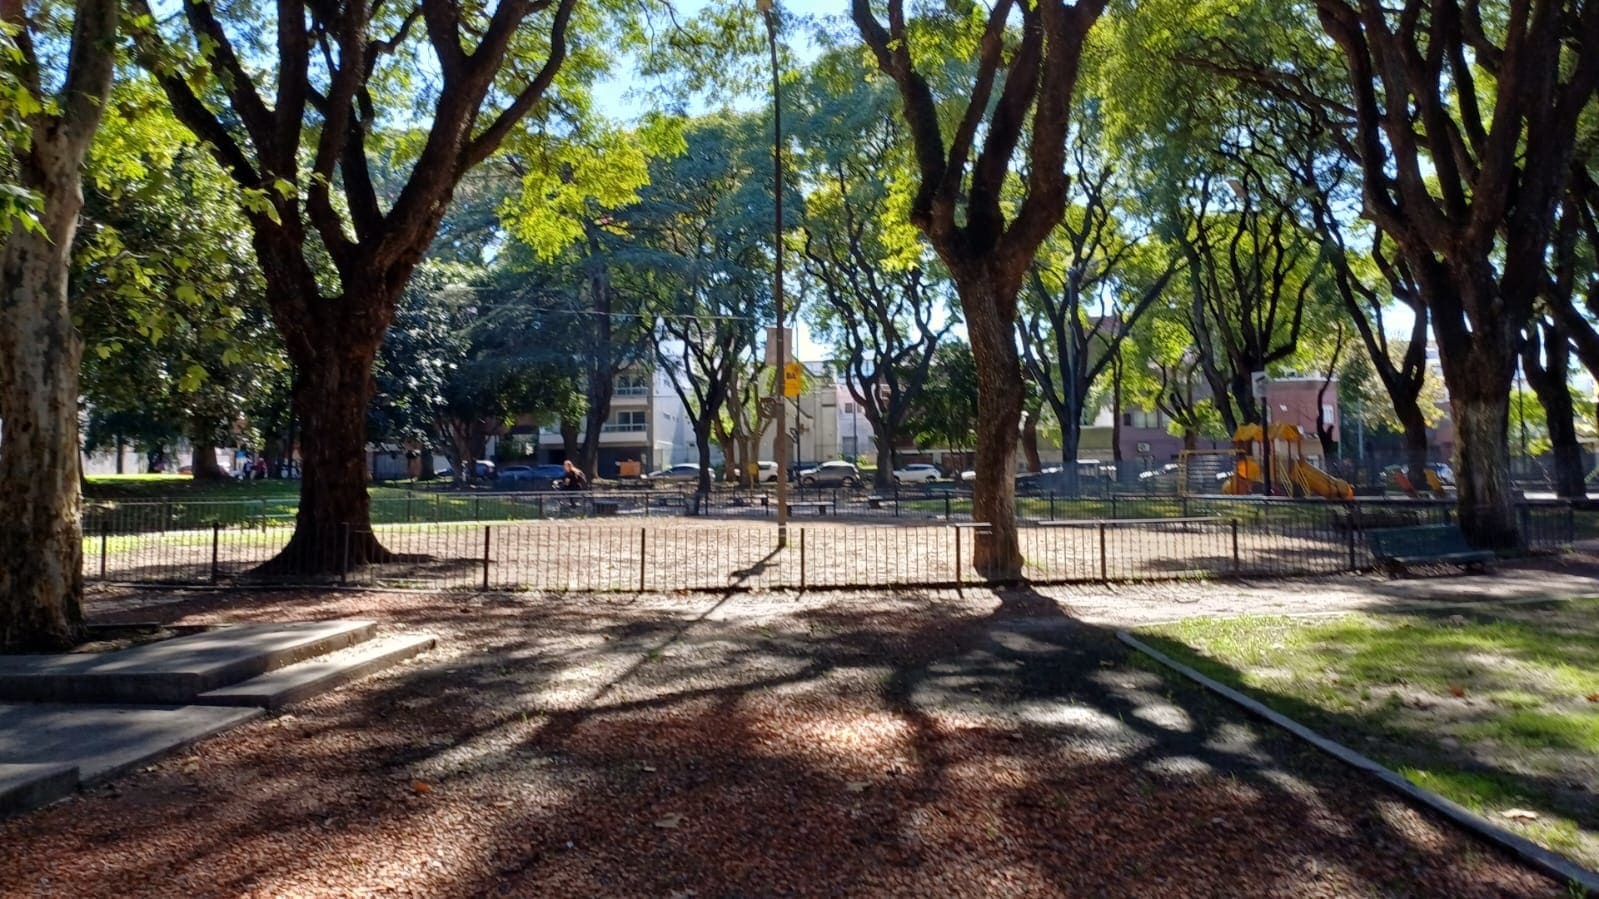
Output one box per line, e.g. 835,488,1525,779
81,493,1590,593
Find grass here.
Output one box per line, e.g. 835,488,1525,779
1133,600,1599,869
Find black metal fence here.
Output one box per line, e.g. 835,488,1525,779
81,492,1590,593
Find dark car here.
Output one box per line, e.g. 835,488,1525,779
498,463,568,487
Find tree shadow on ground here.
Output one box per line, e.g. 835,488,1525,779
17,585,1570,896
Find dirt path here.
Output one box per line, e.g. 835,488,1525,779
0,586,1566,897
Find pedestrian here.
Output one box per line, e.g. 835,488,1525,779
561,460,588,491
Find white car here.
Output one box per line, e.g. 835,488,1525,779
893,463,943,484
755,460,780,483
647,463,709,482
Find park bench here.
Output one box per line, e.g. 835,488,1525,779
866,495,897,511
592,500,621,516
785,501,832,516
1365,523,1495,576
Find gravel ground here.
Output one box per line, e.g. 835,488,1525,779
0,583,1571,898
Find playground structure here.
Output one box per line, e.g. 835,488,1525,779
1204,423,1353,499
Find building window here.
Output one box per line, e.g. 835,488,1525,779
602,410,648,433
1125,409,1164,429
844,402,855,414
615,372,648,397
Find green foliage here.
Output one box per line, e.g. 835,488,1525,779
904,342,980,451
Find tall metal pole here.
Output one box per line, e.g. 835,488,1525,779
760,0,788,547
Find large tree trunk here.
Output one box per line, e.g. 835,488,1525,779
871,417,895,490
960,273,1024,580
0,201,88,650
0,0,118,649
1057,398,1083,495
262,343,391,573
1447,373,1519,549
189,416,229,482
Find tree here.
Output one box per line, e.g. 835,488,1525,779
1521,317,1586,498
633,116,772,505
904,342,980,456
853,0,1106,576
130,0,584,572
1310,0,1599,545
793,48,954,490
0,0,118,650
75,82,286,483
1018,133,1179,492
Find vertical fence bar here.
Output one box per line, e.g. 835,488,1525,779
1568,502,1577,545
210,522,221,583
1049,492,1056,520
1098,521,1108,582
99,521,108,579
339,523,351,585
482,525,492,590
953,526,961,585
1347,520,1358,571
1230,518,1240,572
945,494,952,520
800,528,807,591
474,496,482,521
639,527,648,592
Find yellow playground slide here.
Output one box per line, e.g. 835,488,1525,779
1290,459,1354,500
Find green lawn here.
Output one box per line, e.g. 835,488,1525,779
1134,601,1599,869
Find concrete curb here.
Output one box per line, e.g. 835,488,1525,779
1117,631,1599,895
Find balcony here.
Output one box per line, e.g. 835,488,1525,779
600,422,648,434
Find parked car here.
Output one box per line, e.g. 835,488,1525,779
498,463,567,486
755,460,780,483
797,460,862,488
647,463,710,483
1427,462,1456,486
892,463,943,484
474,460,496,479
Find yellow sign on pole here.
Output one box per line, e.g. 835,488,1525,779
782,362,803,398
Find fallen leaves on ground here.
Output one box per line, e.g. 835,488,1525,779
653,813,684,830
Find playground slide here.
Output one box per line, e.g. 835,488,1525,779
1290,459,1354,500
1223,457,1299,496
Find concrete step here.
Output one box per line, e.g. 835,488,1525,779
0,703,263,788
0,763,79,818
195,634,437,709
0,620,378,704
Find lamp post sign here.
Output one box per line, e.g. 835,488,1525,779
783,361,803,398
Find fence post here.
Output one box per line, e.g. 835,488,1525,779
405,495,414,524
435,494,441,523
1098,522,1108,582
953,526,961,586
1231,518,1240,572
644,494,651,517
1111,493,1118,520
1181,495,1189,518
1347,519,1357,571
945,494,952,520
482,526,492,590
339,523,351,585
1049,492,1056,521
538,495,545,518
99,521,108,579
799,528,807,591
639,528,648,592
211,522,221,583
474,496,482,522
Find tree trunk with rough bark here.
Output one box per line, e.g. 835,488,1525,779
189,417,229,481
0,204,88,650
1446,371,1518,549
960,272,1024,579
0,0,117,650
262,342,390,573
1397,405,1431,497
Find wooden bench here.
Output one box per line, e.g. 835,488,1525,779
1366,524,1495,576
785,502,832,516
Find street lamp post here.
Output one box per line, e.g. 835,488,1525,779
758,0,788,547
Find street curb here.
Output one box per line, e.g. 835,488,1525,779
1116,630,1599,894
